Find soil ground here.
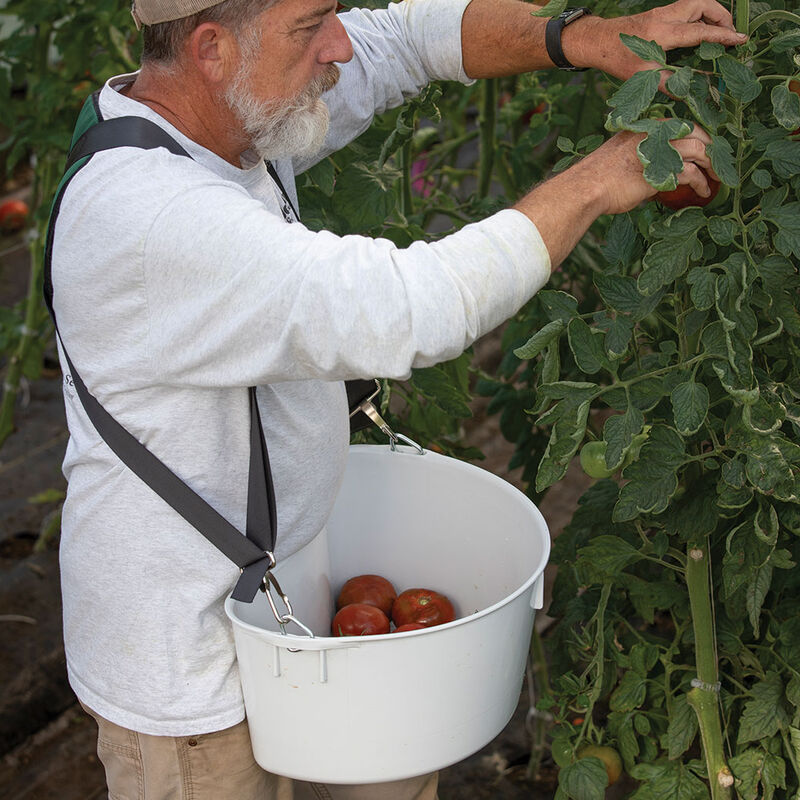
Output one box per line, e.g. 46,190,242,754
0,203,613,799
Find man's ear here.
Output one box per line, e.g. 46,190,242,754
187,22,236,84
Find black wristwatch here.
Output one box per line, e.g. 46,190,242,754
545,7,592,71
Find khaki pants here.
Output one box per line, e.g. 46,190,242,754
81,704,438,800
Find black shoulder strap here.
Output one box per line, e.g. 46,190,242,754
47,109,275,602
66,115,190,169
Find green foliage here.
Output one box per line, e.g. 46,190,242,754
489,3,800,797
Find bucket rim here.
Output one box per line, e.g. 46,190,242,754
225,444,551,650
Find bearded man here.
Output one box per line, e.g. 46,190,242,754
49,0,743,797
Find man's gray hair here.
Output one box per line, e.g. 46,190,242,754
141,0,279,63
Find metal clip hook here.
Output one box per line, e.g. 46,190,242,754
355,399,425,455
262,567,293,626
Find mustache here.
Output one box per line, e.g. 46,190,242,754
302,64,340,102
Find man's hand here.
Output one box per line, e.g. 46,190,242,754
513,125,717,270
564,0,747,84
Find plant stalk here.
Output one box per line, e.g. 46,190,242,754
735,0,750,35
0,236,45,450
398,139,414,219
685,540,732,799
477,78,497,199
527,626,551,779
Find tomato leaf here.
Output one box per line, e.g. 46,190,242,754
529,0,569,16
568,318,609,375
610,670,647,711
601,213,638,268
620,34,667,66
637,120,690,191
670,380,709,435
718,56,762,104
603,406,645,470
539,290,580,323
668,695,698,760
579,534,642,578
707,134,738,187
606,70,661,130
614,426,686,521
771,84,800,130
737,672,789,744
536,398,592,492
764,140,800,179
558,757,608,800
595,273,662,320
638,209,705,296
514,319,565,360
686,266,717,310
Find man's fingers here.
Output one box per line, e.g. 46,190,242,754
666,20,747,48
686,0,736,29
676,161,713,197
673,134,720,184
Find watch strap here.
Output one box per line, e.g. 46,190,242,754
545,7,592,72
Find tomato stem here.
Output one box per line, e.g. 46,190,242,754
685,539,732,800
477,78,497,199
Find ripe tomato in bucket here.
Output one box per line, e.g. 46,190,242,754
331,603,391,636
336,574,397,617
393,623,426,633
392,588,455,628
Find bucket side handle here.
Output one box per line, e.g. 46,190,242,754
530,575,545,611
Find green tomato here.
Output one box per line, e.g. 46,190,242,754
579,441,615,479
577,745,623,785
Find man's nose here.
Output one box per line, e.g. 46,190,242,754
319,13,353,64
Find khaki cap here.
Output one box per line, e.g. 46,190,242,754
131,0,227,27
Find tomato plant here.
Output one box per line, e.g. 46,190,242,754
391,588,455,628
336,574,397,617
0,0,137,450
489,2,800,798
331,603,391,637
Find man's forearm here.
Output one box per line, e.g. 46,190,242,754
461,0,570,78
460,0,745,81
512,158,609,272
459,0,621,78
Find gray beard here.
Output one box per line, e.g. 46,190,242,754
225,66,339,162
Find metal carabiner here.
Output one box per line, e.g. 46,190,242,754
354,398,425,455
262,567,294,626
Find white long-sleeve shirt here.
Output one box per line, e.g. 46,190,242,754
53,0,551,735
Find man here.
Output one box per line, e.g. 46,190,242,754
50,0,743,797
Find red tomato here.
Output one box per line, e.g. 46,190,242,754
336,574,397,617
392,623,426,633
331,603,390,637
0,199,29,232
656,169,720,210
391,588,455,628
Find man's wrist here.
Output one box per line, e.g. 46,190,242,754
559,13,607,71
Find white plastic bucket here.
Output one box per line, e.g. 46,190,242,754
225,444,550,784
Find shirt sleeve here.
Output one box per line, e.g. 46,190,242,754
141,181,550,389
293,0,475,175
